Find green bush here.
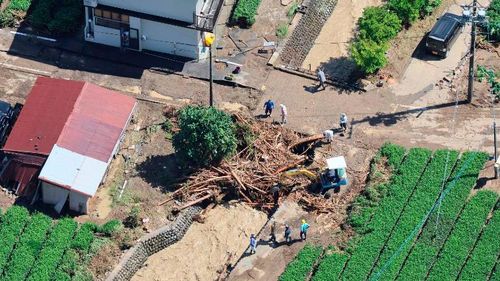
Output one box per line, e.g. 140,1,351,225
388,0,422,26
279,244,323,281
488,0,500,41
8,0,32,11
276,23,289,39
350,38,389,74
29,0,82,35
173,106,237,167
358,7,401,43
232,0,262,27
98,219,122,236
0,10,15,28
71,223,95,251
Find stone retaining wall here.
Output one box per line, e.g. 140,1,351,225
279,0,339,68
106,206,202,281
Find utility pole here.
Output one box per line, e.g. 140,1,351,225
203,32,216,107
494,121,498,178
467,0,477,103
209,43,213,107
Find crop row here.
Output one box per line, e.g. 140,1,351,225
426,191,498,281
0,206,29,273
368,149,459,280
491,264,500,281
279,244,322,281
396,152,490,280
348,144,407,232
312,252,348,281
341,148,432,280
379,142,406,170
458,208,500,280
0,213,52,281
26,218,77,281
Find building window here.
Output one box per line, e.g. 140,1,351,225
94,8,129,29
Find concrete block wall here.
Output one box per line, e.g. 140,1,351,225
106,206,202,281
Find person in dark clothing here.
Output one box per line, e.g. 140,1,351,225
263,99,275,117
284,224,292,244
271,184,280,207
269,221,277,246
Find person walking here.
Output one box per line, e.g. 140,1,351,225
271,184,280,207
280,104,288,125
339,113,348,134
263,99,275,117
269,221,277,246
300,220,310,240
317,68,326,91
249,234,257,254
284,224,292,244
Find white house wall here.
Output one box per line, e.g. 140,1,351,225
41,182,69,206
98,0,199,23
140,19,201,59
69,191,90,214
94,24,121,47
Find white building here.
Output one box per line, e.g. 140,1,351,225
83,0,223,60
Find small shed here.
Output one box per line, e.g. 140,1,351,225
1,77,136,213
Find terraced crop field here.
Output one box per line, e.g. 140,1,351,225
281,143,499,281
0,206,118,281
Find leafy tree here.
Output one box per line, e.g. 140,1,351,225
351,39,389,74
487,0,500,41
358,7,402,43
388,0,423,26
173,106,237,167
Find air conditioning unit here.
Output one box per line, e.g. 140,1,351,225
83,0,98,7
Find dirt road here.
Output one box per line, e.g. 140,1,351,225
132,203,267,281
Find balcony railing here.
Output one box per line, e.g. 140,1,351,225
193,0,223,32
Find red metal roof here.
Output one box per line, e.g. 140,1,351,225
3,77,83,155
3,77,136,163
57,83,136,163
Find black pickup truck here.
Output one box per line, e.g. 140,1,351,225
426,13,463,58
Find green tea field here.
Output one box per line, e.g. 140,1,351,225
279,143,499,281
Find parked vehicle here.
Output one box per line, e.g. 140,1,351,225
426,13,463,58
0,101,21,148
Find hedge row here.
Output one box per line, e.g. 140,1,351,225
0,213,52,281
311,252,348,281
0,206,29,273
348,143,406,232
369,149,459,280
279,244,322,281
231,0,262,27
396,152,489,281
458,208,500,280
426,191,498,281
29,0,83,35
351,0,442,74
26,218,78,281
341,148,432,280
491,265,500,281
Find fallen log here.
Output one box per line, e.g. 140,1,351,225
158,176,230,206
273,156,306,175
288,134,324,150
175,192,214,211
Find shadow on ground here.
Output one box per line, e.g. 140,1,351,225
6,21,188,79
136,154,187,193
352,100,468,127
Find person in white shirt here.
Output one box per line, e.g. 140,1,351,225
340,113,348,133
280,104,288,125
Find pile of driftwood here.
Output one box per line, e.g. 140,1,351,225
159,112,326,213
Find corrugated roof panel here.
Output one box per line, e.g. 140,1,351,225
3,77,84,155
56,83,136,163
39,145,108,196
